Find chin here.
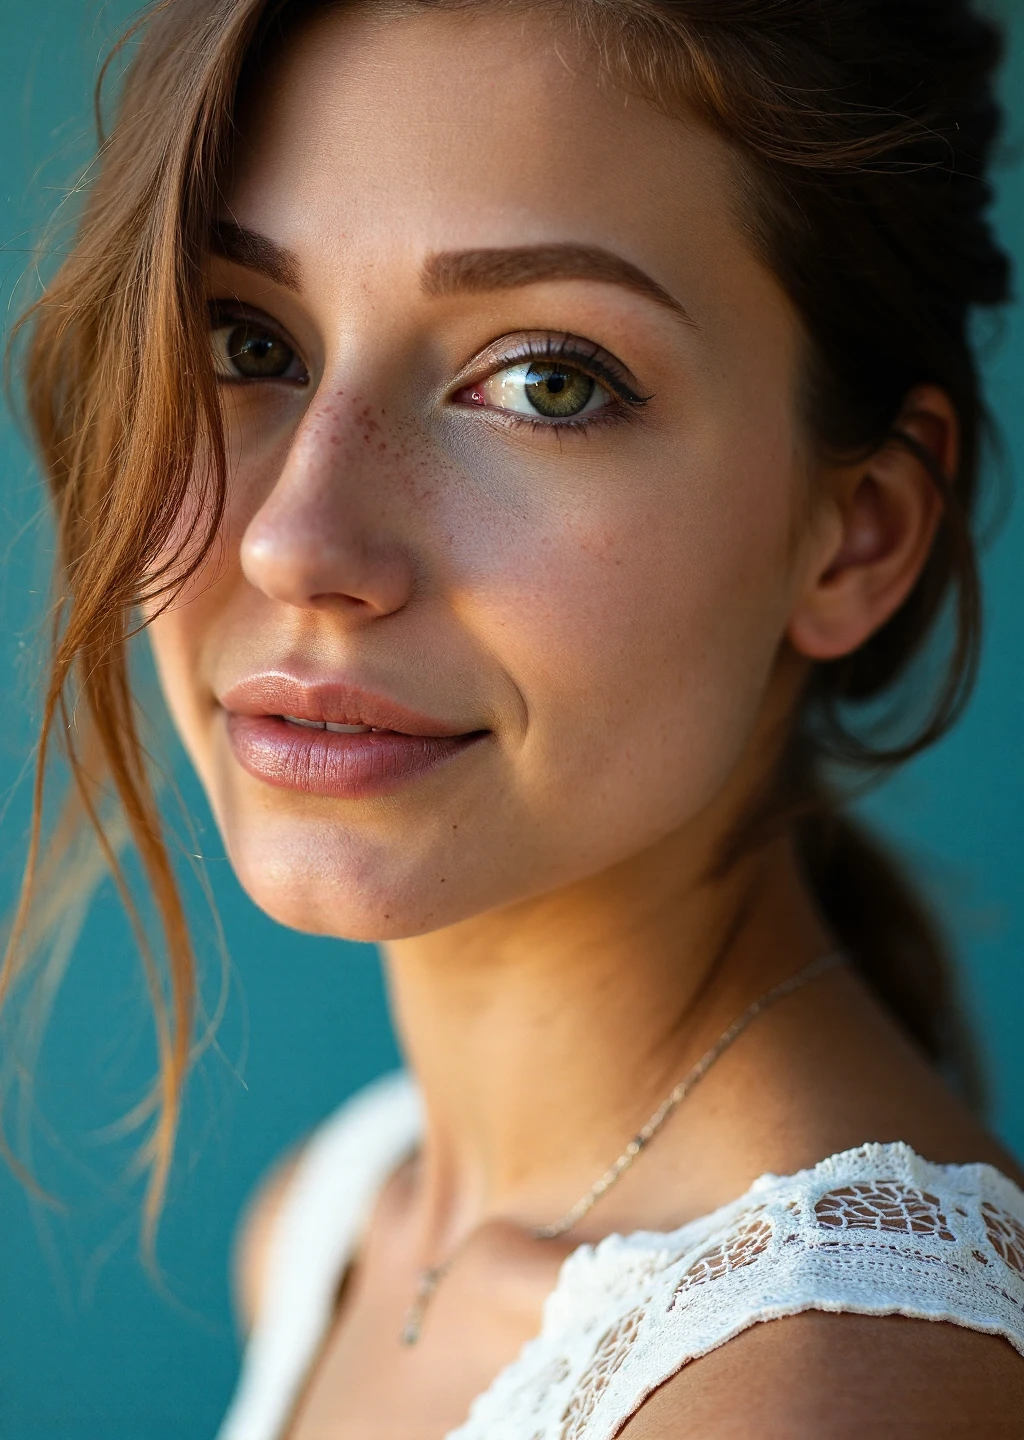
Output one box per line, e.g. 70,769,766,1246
220,814,482,941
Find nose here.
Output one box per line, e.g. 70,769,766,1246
240,394,417,617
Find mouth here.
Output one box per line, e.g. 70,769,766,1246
218,673,488,799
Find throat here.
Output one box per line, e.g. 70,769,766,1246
378,838,835,1253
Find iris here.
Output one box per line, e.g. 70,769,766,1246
523,362,596,418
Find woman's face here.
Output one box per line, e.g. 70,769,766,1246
148,4,820,940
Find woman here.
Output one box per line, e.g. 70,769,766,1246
9,0,1024,1435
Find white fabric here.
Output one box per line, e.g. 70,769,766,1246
217,1073,422,1440
216,1072,1024,1440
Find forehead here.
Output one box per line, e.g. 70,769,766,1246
225,4,762,315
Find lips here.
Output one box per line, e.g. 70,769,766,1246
220,673,469,735
219,672,486,799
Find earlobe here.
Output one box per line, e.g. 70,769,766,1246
787,386,957,663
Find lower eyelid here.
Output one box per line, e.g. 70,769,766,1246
459,399,639,437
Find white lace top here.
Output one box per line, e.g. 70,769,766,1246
216,1071,1024,1440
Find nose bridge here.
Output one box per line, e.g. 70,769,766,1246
240,385,417,613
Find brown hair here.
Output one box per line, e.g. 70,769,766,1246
5,0,1010,1239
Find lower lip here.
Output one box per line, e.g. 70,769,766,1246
225,713,486,800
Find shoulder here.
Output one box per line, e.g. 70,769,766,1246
550,1144,1024,1440
620,1310,1024,1438
617,1144,1024,1434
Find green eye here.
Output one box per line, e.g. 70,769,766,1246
523,363,596,418
465,358,610,421
210,316,307,382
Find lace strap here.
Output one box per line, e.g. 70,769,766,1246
450,1143,1024,1440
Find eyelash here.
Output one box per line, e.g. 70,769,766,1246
459,332,652,433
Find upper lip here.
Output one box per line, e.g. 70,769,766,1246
218,671,475,738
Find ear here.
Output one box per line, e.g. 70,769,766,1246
787,386,957,663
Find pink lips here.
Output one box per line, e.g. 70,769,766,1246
220,673,486,799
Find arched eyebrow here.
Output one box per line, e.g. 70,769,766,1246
420,244,698,329
210,221,301,291
207,225,697,331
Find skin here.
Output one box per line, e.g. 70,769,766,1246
146,6,1024,1436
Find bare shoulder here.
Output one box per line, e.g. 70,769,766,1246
619,1311,1024,1439
232,1141,309,1332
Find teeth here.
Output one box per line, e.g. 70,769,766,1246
282,714,372,734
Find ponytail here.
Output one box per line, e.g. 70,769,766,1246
797,807,984,1107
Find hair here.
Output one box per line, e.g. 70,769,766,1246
3,0,1011,1241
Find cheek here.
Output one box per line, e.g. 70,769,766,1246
146,598,220,795
143,416,292,726
464,430,800,840
143,489,260,804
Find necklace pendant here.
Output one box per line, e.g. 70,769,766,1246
400,1266,442,1346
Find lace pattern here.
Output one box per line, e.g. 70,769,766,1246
447,1143,1024,1440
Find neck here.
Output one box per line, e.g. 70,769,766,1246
381,829,830,1253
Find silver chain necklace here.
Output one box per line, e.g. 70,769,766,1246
400,950,842,1344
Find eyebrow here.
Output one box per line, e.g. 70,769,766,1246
209,220,301,291
421,244,697,328
207,225,696,330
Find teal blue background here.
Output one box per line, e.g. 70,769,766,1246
0,3,1021,1436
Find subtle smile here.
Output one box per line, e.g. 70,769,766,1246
220,675,488,800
